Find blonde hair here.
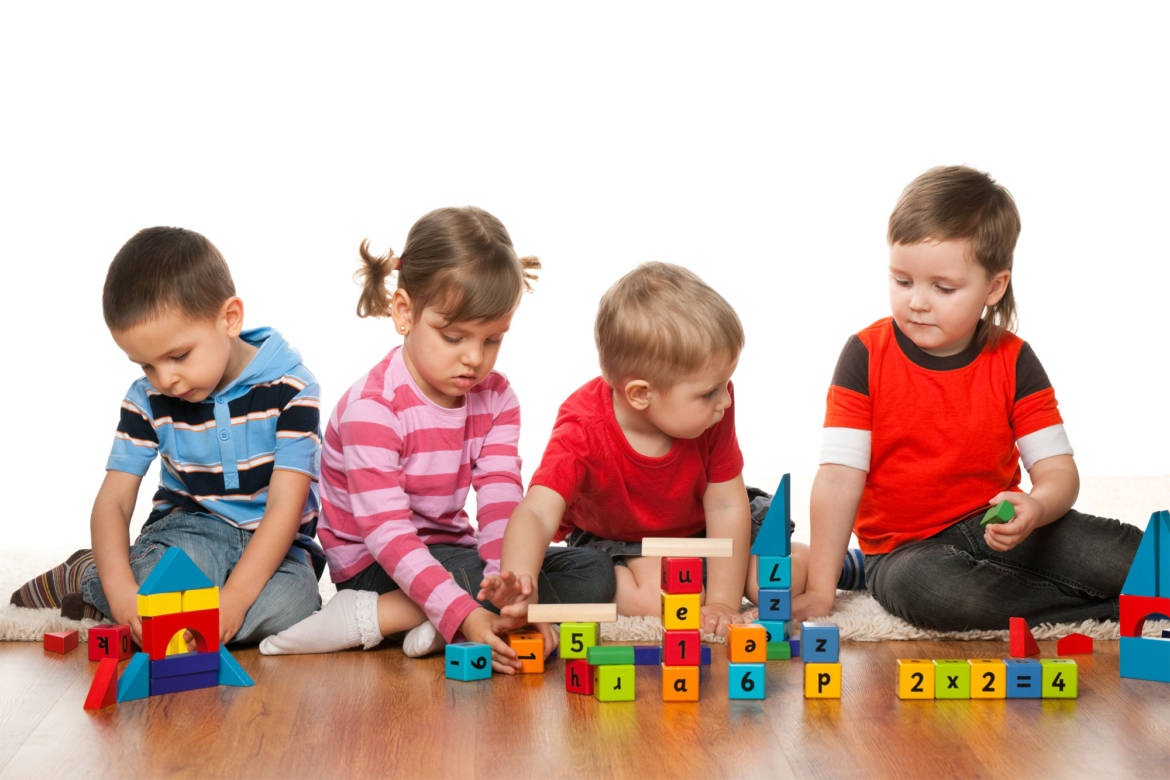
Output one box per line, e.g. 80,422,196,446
596,262,744,387
355,206,539,324
888,165,1021,348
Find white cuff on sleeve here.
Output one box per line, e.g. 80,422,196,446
819,427,871,472
1017,424,1074,470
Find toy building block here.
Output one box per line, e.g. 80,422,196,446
727,624,766,664
634,645,661,665
800,622,839,664
89,624,134,661
758,589,791,621
137,590,183,617
660,557,703,594
43,630,79,654
1119,594,1170,637
1121,510,1170,597
933,659,971,699
84,657,119,710
789,638,800,657
137,547,214,595
151,670,219,695
507,631,545,674
527,603,617,623
980,500,1014,527
1009,617,1040,657
445,642,492,681
150,650,220,680
1056,632,1093,655
661,592,701,630
587,645,636,666
166,632,190,656
141,608,219,660
642,537,733,558
217,646,254,687
767,641,791,660
662,664,700,702
1119,636,1170,682
594,664,635,701
181,586,220,613
117,652,151,702
565,659,594,694
751,474,791,557
758,620,786,644
729,662,765,700
663,629,702,665
1005,658,1042,698
559,622,599,660
1164,629,1170,639
804,662,842,698
1040,659,1078,698
757,556,791,588
969,658,1007,699
897,658,935,700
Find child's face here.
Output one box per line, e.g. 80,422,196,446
888,239,1010,357
398,304,514,408
645,356,737,440
112,302,244,403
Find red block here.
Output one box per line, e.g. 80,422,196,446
83,657,118,710
663,629,701,666
1056,632,1094,655
565,659,594,695
660,557,703,595
141,608,219,660
1009,617,1039,658
43,630,79,654
1119,594,1170,638
88,624,134,661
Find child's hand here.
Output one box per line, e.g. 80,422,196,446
983,492,1041,552
531,621,560,658
477,570,536,619
792,588,836,623
700,601,741,638
218,586,248,644
459,607,525,674
108,588,144,646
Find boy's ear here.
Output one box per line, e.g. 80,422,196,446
985,269,1012,307
390,289,414,335
221,296,245,338
623,379,652,411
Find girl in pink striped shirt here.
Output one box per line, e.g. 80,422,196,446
260,208,614,671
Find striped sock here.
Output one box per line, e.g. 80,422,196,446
836,548,866,591
9,549,95,610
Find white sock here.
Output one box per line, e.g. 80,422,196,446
259,589,382,655
402,620,446,658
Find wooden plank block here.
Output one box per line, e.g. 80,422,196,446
526,603,617,623
640,537,733,558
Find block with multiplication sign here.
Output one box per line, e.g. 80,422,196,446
1005,658,1042,698
757,556,791,588
969,658,1007,699
663,629,701,665
661,557,702,594
445,642,491,681
565,659,594,695
727,623,766,664
1041,658,1078,698
897,658,935,700
661,592,701,630
729,662,765,700
661,664,700,701
507,631,545,674
804,662,842,698
758,588,791,621
933,659,971,699
89,624,134,661
800,622,839,663
560,622,598,660
594,664,635,702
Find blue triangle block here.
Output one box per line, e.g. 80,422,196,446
751,474,792,556
117,652,151,702
1122,510,1169,597
217,646,254,687
138,547,215,595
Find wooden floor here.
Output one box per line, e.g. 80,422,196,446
2,637,1168,778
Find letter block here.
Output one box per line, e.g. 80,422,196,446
727,624,767,664
662,664,700,701
594,664,635,702
89,624,134,661
560,622,598,660
800,622,839,663
758,588,791,621
43,630,79,654
729,662,765,700
1005,658,1042,698
445,642,491,681
661,592,701,630
1040,658,1078,698
507,631,544,674
933,659,971,699
661,557,703,594
805,662,842,698
757,620,786,643
565,659,594,694
897,658,934,700
758,556,791,588
663,629,701,665
969,658,1007,699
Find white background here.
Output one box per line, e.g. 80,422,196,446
3,2,1168,548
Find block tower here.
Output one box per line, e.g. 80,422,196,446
1119,510,1170,682
753,474,792,660
521,603,618,694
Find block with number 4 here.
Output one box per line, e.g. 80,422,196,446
1041,658,1078,698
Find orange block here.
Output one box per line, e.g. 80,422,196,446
661,664,700,701
508,631,544,674
727,624,767,663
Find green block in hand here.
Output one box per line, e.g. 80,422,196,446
980,500,1015,527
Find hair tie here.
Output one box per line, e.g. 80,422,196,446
394,255,405,271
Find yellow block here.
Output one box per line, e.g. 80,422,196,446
805,662,842,698
137,591,182,617
969,658,1007,699
661,592,701,630
182,587,220,612
661,664,700,701
166,631,189,656
897,658,935,699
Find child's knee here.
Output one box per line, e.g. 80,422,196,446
578,551,617,603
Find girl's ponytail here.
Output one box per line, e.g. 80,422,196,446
355,239,400,318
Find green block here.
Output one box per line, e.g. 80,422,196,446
560,622,598,660
593,664,635,701
934,659,971,699
766,640,791,660
980,501,1014,527
587,645,635,666
1041,659,1078,698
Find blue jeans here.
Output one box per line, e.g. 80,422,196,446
79,510,322,645
864,508,1142,630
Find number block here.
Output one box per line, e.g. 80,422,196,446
137,591,182,618
1041,659,1078,698
661,592,701,630
662,664,700,701
445,642,492,681
933,659,971,699
969,658,1007,699
663,629,701,665
89,624,134,661
800,622,839,663
594,664,635,702
758,556,791,588
727,624,766,663
43,630,79,654
805,662,842,698
506,631,544,674
1005,658,1042,698
661,557,703,594
729,662,765,700
758,588,791,621
560,622,598,660
181,587,220,613
565,659,594,694
897,658,935,700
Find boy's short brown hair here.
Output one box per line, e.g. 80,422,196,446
103,227,235,331
888,165,1021,346
595,262,744,388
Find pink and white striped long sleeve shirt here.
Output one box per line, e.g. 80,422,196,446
316,347,523,641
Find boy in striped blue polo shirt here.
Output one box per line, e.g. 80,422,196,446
11,227,324,645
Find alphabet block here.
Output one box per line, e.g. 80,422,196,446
445,642,492,681
758,588,791,621
1056,633,1093,655
43,630,78,654
897,658,934,700
181,587,220,613
559,622,599,660
757,620,786,643
1120,636,1170,682
641,537,733,558
661,592,701,630
587,645,636,666
594,664,635,701
933,659,970,699
660,557,703,594
137,591,182,618
507,631,544,674
661,664,700,701
565,659,594,694
527,603,617,623
88,624,133,661
83,657,119,710
804,662,841,698
663,629,702,666
757,556,791,588
800,622,839,663
1040,658,1078,698
1009,617,1040,657
969,658,1007,699
1005,658,1042,698
729,662,765,700
727,624,766,664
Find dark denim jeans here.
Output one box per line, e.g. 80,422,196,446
865,508,1142,630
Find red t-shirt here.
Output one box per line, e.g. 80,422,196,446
531,377,745,542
